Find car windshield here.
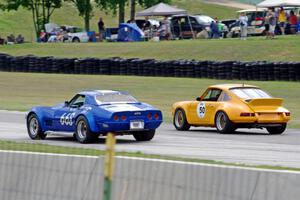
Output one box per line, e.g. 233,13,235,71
230,88,272,99
96,92,138,104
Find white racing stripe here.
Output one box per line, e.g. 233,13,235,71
0,149,300,174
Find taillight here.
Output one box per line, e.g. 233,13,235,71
240,112,255,117
147,113,152,120
285,112,291,116
113,115,119,121
154,113,159,120
121,115,127,121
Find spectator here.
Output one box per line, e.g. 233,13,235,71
7,34,15,43
15,34,24,44
239,12,248,40
210,18,220,39
278,7,287,35
142,16,151,31
267,8,276,39
0,35,6,45
289,11,298,34
98,17,105,42
264,12,270,38
39,30,47,42
158,16,171,40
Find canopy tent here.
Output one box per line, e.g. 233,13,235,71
136,2,187,17
257,0,300,7
117,23,145,42
136,3,195,39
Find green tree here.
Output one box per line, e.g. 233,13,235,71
70,0,93,31
0,0,62,37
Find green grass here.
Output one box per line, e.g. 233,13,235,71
0,0,237,41
0,72,299,128
1,36,300,61
1,140,300,171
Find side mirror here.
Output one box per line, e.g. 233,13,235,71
196,97,201,101
64,101,69,106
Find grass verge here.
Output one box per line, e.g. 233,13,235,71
0,72,299,128
1,140,299,171
1,36,300,61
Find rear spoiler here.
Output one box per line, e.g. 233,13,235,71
246,98,283,107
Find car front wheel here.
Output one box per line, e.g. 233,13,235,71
173,109,190,131
215,111,236,134
133,130,155,141
27,114,47,140
267,124,286,135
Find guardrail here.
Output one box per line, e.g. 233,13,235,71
1,53,300,81
1,150,300,200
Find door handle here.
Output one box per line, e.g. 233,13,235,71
208,104,214,107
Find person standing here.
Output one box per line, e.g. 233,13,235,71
239,12,248,40
210,18,220,39
278,7,287,35
268,8,276,39
98,17,105,42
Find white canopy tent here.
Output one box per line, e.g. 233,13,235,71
257,0,300,7
136,3,195,39
136,3,187,17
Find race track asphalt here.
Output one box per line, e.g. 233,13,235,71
1,110,300,168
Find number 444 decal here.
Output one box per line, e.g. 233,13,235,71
60,113,76,126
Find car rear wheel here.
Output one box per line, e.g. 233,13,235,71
215,111,236,134
133,130,155,141
72,37,80,43
75,116,98,143
267,124,286,135
27,114,47,140
173,109,190,131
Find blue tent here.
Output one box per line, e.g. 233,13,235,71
117,23,144,42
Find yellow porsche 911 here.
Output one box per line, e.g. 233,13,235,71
172,84,291,134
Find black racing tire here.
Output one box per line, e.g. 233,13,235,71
133,130,155,141
215,111,236,134
27,113,47,140
267,123,286,135
173,108,190,131
75,116,98,143
72,37,80,43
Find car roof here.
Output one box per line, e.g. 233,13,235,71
79,90,123,96
237,8,267,13
209,84,259,90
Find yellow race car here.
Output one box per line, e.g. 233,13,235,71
172,84,291,134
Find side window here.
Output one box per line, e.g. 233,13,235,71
218,91,231,102
190,17,198,25
69,95,85,108
202,89,222,101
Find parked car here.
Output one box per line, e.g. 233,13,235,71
44,23,89,42
172,84,290,134
171,15,227,39
26,90,163,143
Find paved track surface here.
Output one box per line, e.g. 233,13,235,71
1,110,300,168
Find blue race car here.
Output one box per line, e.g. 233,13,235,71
26,90,163,143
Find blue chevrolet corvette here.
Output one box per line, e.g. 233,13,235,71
26,90,163,143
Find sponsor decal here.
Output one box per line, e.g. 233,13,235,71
60,112,76,126
197,102,206,118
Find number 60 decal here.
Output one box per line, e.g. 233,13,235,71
197,102,206,118
60,112,76,126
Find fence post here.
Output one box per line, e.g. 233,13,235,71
103,132,116,200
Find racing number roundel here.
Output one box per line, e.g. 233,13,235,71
197,102,206,118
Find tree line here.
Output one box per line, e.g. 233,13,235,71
0,0,170,37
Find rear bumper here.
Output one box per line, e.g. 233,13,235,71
96,120,162,133
232,113,290,124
